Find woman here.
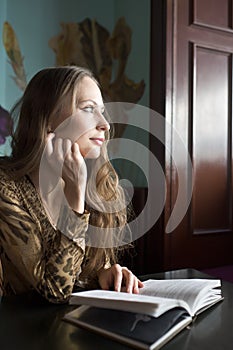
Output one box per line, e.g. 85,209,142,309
0,66,143,303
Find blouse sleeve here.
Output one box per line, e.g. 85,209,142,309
0,178,90,303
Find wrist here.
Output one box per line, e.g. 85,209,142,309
64,185,85,214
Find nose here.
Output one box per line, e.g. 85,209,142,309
96,110,110,131
97,121,110,131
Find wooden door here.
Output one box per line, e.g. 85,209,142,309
164,0,233,269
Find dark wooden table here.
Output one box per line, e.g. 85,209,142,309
0,269,232,350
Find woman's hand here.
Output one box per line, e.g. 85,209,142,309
46,133,87,213
97,264,144,294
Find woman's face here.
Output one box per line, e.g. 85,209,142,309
52,76,110,159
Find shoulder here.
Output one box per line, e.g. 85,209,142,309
0,167,21,201
0,166,17,184
0,167,14,184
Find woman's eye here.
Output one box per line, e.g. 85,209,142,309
83,106,94,113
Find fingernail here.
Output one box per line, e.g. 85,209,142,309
47,132,54,137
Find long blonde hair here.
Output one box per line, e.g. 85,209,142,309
0,66,129,280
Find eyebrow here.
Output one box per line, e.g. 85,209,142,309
79,99,105,110
79,99,98,105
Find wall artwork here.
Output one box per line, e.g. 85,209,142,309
49,17,145,104
2,18,145,153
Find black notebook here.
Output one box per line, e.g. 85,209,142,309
64,305,191,350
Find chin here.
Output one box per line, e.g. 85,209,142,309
83,148,101,159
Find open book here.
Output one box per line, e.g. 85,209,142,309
69,279,222,318
64,279,223,350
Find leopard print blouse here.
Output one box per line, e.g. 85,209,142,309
0,167,99,303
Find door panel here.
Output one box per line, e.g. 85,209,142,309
193,45,231,233
165,0,233,269
193,0,232,30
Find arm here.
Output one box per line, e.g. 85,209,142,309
0,180,89,303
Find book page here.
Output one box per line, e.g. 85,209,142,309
70,279,222,318
140,279,221,316
70,289,190,317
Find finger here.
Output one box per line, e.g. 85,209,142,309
72,142,80,155
63,138,72,159
122,268,134,293
46,133,55,157
54,137,64,160
131,278,144,294
113,264,123,292
72,142,83,162
138,279,144,288
132,279,139,294
133,278,144,294
47,132,55,140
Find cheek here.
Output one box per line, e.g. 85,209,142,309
75,136,87,154
76,119,94,136
75,138,101,159
53,114,96,142
75,135,90,155
73,112,98,136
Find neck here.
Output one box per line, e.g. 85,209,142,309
28,170,39,190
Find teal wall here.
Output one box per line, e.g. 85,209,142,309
0,0,7,107
0,0,150,185
1,0,150,109
115,0,150,106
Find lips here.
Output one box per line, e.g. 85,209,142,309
90,138,105,146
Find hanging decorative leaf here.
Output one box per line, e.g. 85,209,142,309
107,17,145,103
49,22,87,68
2,21,27,91
78,18,112,78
